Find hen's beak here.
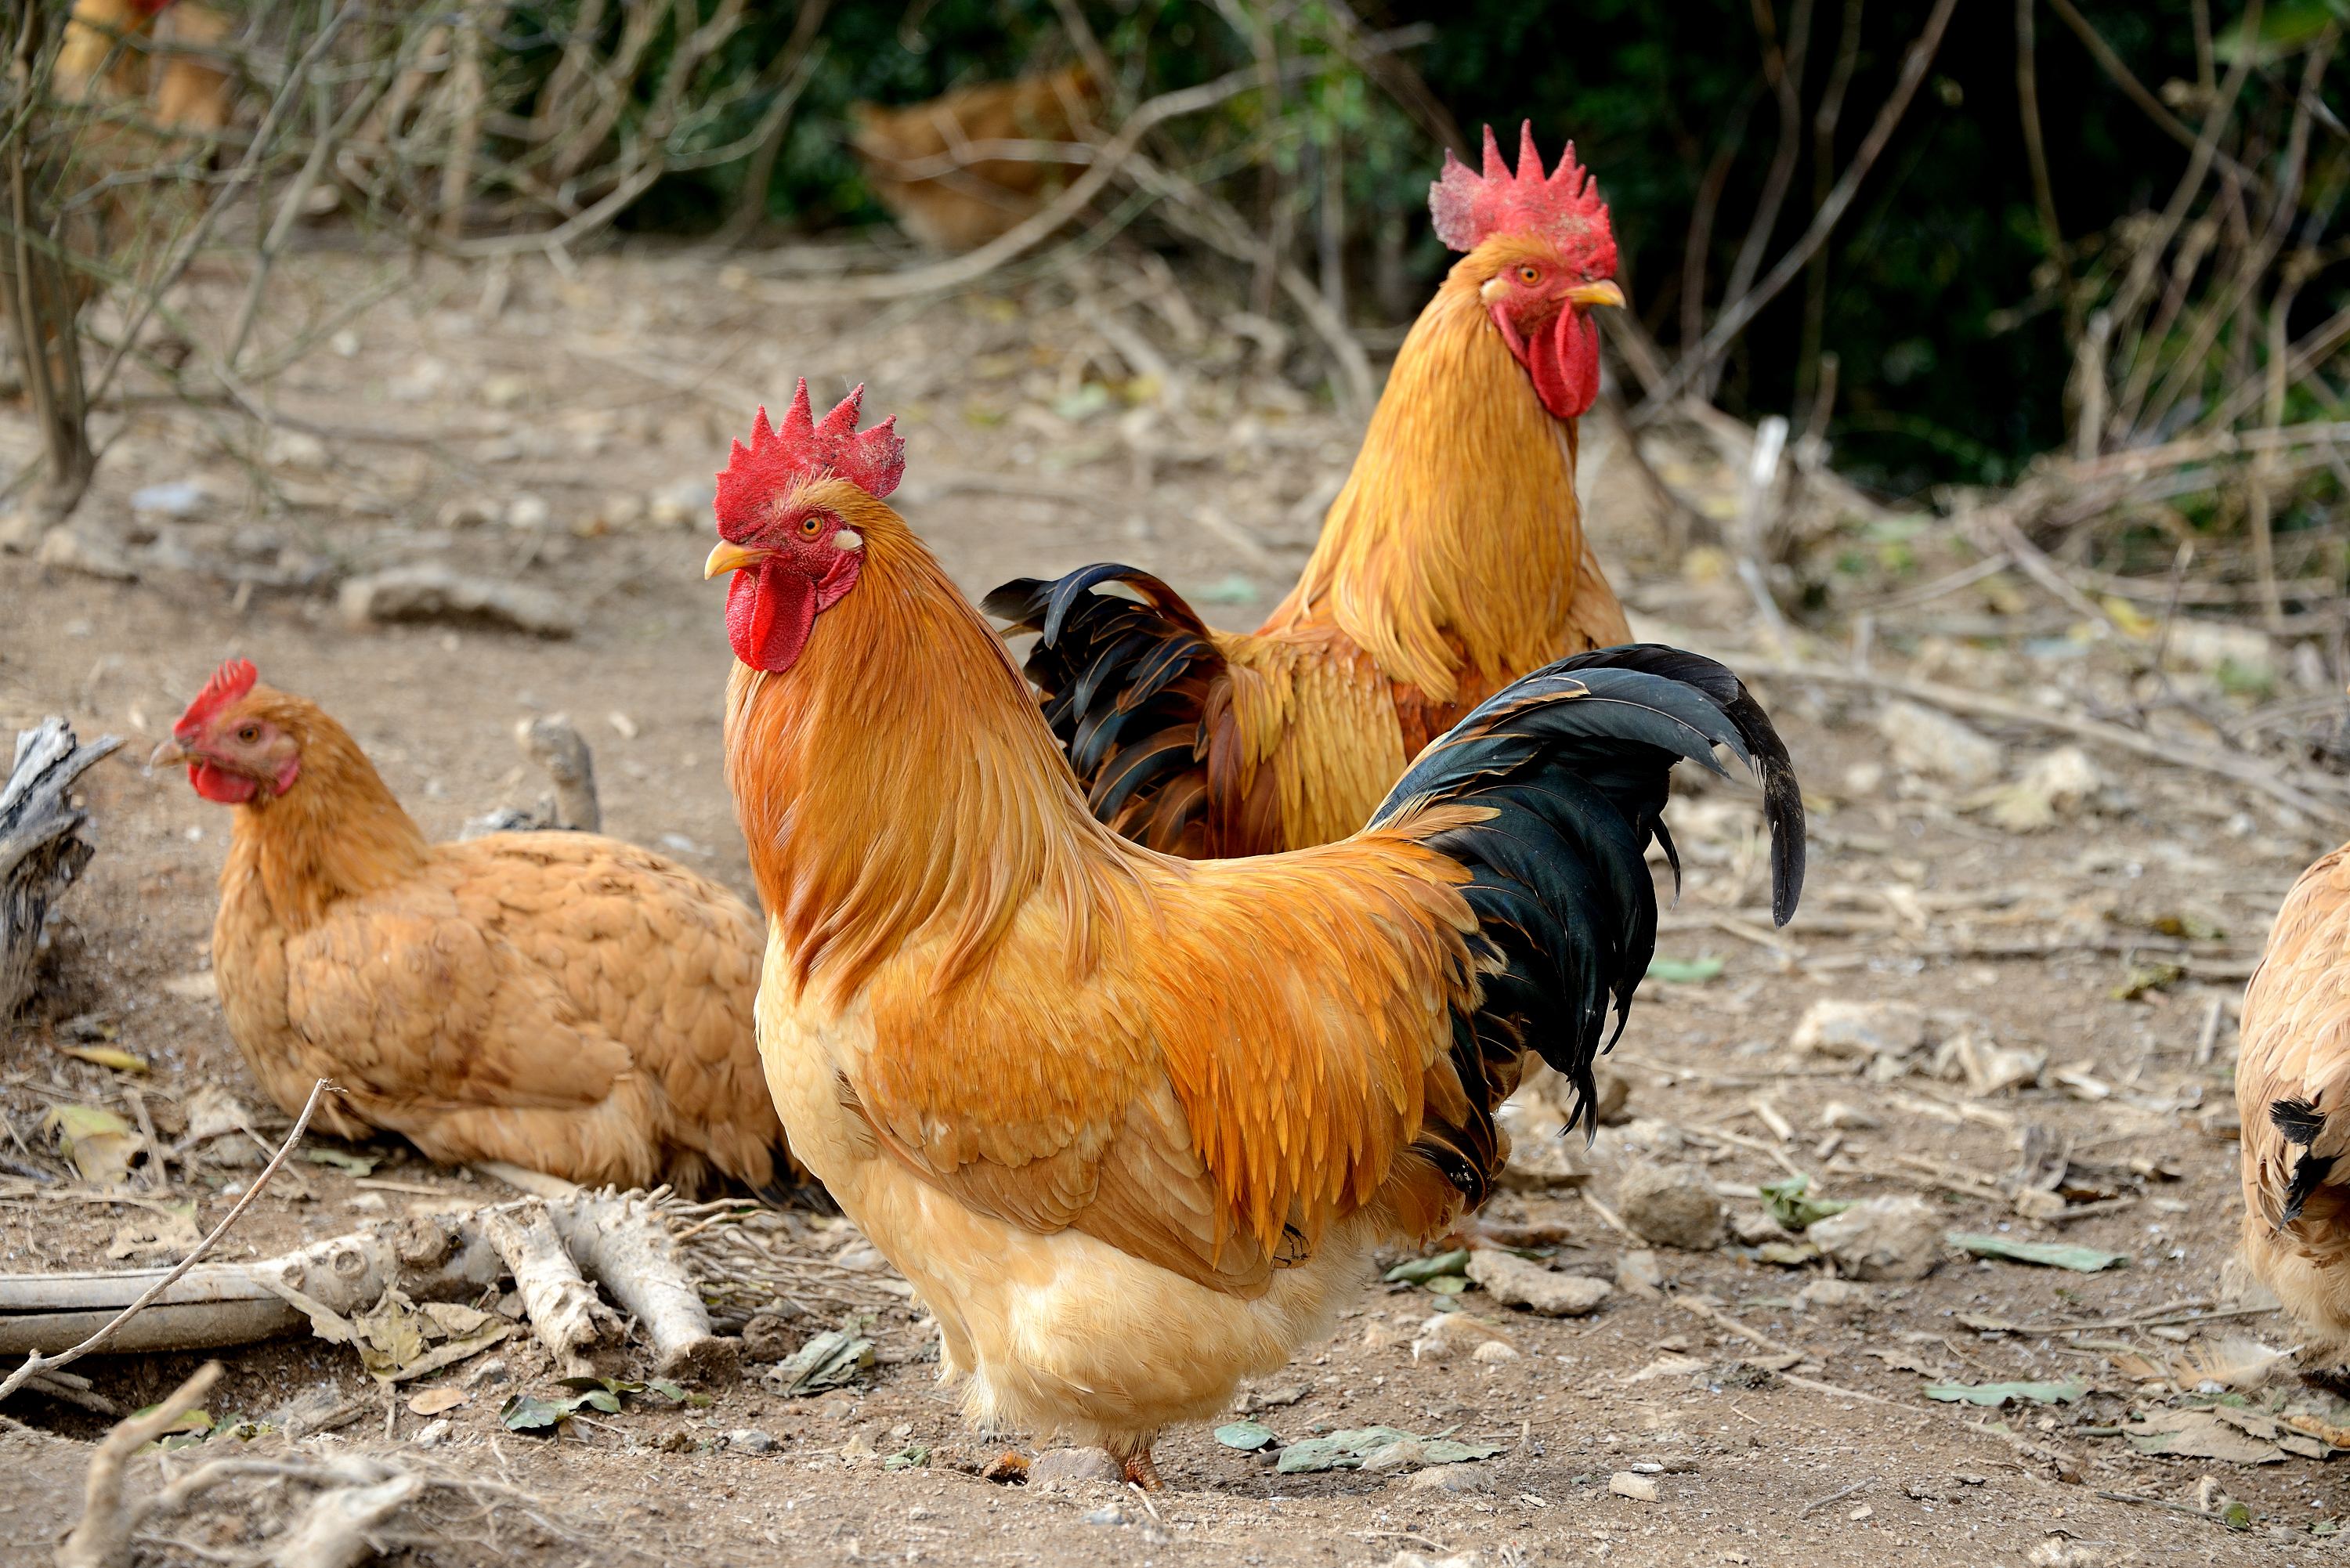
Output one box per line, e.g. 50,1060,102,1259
147,739,192,772
1564,280,1625,310
704,540,768,580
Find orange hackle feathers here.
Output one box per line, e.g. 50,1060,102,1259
1430,121,1615,270
175,657,258,741
715,381,905,540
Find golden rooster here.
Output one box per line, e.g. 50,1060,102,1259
154,662,801,1198
2237,845,2350,1368
709,385,1802,1486
851,66,1099,252
988,124,1632,855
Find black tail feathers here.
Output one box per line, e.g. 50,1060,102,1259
1373,645,1806,1141
984,565,1224,848
2272,1097,2335,1225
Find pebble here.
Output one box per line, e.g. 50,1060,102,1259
1029,1447,1122,1488
1877,699,2005,786
1614,1162,1726,1251
1608,1471,1660,1501
414,1418,451,1447
1464,1250,1612,1316
1470,1339,1520,1364
504,494,551,529
339,565,577,638
1081,1505,1128,1526
1806,1195,1943,1281
1790,999,1928,1062
1362,1438,1426,1472
725,1429,777,1454
1795,1277,1873,1311
1616,1248,1664,1298
1406,1465,1488,1494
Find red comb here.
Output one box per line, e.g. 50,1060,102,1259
714,381,905,537
175,658,257,740
1430,122,1613,258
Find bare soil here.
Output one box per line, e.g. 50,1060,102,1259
0,244,2344,1566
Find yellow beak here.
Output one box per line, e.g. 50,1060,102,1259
704,540,768,580
1564,280,1625,310
147,739,192,771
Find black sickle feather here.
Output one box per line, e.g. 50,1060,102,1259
1371,646,1806,1196
987,562,1228,851
2271,1096,2335,1226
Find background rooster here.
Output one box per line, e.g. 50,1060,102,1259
710,385,1802,1486
154,660,799,1198
850,66,1099,252
989,125,1631,855
2237,846,2350,1370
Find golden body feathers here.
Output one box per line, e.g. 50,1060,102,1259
2237,844,2350,1363
205,688,791,1195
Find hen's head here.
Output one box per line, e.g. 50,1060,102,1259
1432,123,1622,421
157,659,303,804
704,381,904,674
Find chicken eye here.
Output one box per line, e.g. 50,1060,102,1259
236,724,260,744
798,516,822,538
1517,265,1541,285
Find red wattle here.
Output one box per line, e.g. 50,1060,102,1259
1526,306,1600,421
726,562,819,673
190,762,258,804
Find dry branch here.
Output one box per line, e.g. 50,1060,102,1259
543,1190,732,1382
479,1200,626,1378
0,1077,328,1405
55,1360,221,1568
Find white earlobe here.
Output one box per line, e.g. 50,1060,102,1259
835,528,864,551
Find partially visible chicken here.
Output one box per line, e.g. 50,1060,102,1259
708,385,1803,1485
989,124,1631,856
851,65,1098,251
154,661,800,1198
57,0,233,136
2238,845,2350,1368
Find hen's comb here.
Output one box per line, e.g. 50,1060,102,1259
1430,122,1611,255
714,381,905,536
175,658,258,740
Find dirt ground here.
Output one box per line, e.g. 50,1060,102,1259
1,243,2345,1566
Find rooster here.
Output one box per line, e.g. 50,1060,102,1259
2237,845,2350,1369
153,663,800,1198
988,124,1631,855
709,385,1802,1485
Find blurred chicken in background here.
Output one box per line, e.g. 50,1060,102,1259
850,65,1098,251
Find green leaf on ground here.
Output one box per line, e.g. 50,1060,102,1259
1924,1380,2084,1407
1383,1249,1469,1284
1215,1421,1278,1451
1947,1233,2128,1271
1758,1173,1851,1231
1647,956,1726,985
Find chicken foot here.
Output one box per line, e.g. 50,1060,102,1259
1109,1437,1165,1491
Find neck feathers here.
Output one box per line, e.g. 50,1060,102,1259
1267,266,1585,700
224,699,428,930
725,504,1125,1009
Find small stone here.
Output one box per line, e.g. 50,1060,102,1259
1081,1505,1128,1526
330,329,361,357
130,479,207,517
1847,1503,1873,1522
1411,1310,1514,1360
504,493,551,529
1406,1465,1488,1494
1614,1162,1726,1251
1971,746,2103,832
1806,1195,1943,1281
1471,1339,1520,1364
1608,1471,1660,1501
1818,1100,1879,1130
414,1418,451,1447
654,1428,696,1453
1465,1249,1612,1316
1795,1277,1872,1311
437,497,499,529
1877,699,2005,786
340,565,577,638
264,429,330,470
1729,1210,1781,1245
725,1428,777,1454
1361,1438,1426,1472
982,1451,1031,1484
1791,999,1927,1062
36,526,136,581
1029,1448,1121,1489
1617,1249,1664,1298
